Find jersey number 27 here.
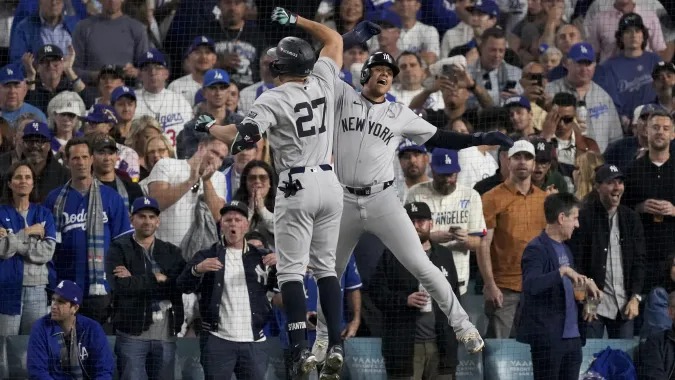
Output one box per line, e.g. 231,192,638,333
294,97,327,138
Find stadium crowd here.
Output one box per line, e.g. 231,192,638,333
2,0,675,379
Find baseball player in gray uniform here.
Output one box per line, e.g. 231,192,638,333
311,52,514,358
192,8,381,380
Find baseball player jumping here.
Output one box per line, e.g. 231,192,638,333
192,7,380,380
308,51,514,358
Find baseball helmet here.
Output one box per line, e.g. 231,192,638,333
360,51,400,85
268,37,316,78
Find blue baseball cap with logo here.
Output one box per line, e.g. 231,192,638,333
0,64,25,84
131,196,161,215
187,35,216,56
397,139,427,156
23,121,51,140
81,104,118,124
468,0,500,18
567,42,595,63
53,280,83,305
203,69,230,88
139,49,168,68
430,148,461,175
503,96,531,111
111,86,136,104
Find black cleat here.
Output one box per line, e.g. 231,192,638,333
319,345,344,380
290,349,317,379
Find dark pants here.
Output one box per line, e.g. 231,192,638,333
586,314,634,339
530,337,582,380
115,334,176,380
80,295,112,333
200,333,267,380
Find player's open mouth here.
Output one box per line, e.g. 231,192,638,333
377,79,387,85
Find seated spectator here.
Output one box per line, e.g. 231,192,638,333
106,196,186,380
573,151,605,200
508,0,545,64
504,95,538,136
83,64,125,108
197,0,266,89
0,114,36,170
371,201,461,380
530,0,566,64
0,116,13,154
0,64,47,124
604,104,661,172
638,290,675,378
168,36,217,106
177,200,276,379
372,19,402,61
546,23,584,81
601,13,662,128
238,48,275,115
584,0,667,63
27,280,114,379
391,51,444,110
0,161,56,335
337,40,367,88
46,91,86,156
177,69,243,159
89,133,144,209
473,145,512,195
233,160,276,244
224,82,240,115
139,135,174,191
23,44,85,114
391,0,440,65
518,62,549,131
451,118,499,190
134,49,193,149
72,0,148,86
222,145,257,202
530,137,569,193
110,85,137,143
651,61,675,113
126,116,164,180
569,164,645,339
539,45,563,75
467,27,523,107
541,93,601,187
9,0,78,63
440,0,499,60
641,254,675,339
394,140,430,203
546,43,622,152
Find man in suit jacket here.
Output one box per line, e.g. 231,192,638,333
517,193,601,380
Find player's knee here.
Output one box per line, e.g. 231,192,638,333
312,269,338,280
277,273,304,286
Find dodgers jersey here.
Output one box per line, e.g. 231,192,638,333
44,185,133,295
134,88,194,147
333,80,437,187
241,57,339,174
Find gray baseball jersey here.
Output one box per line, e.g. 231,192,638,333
241,57,338,174
333,80,437,187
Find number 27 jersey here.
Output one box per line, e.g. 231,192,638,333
240,57,339,173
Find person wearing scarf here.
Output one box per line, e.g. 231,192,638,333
27,280,114,379
44,137,133,329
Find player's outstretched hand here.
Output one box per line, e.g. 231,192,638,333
472,131,514,148
193,113,216,133
271,7,298,26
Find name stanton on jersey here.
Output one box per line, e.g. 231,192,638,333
340,116,395,145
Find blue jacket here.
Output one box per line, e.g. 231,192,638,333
27,314,114,380
516,231,585,346
10,14,79,63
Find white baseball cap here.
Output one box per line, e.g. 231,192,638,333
49,91,84,117
508,140,536,158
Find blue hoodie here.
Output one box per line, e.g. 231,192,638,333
27,314,114,380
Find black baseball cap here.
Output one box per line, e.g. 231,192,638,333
93,136,118,152
98,64,124,80
220,200,248,218
37,44,63,61
595,164,624,184
530,138,554,163
404,202,432,220
244,230,269,248
617,12,645,34
652,61,675,78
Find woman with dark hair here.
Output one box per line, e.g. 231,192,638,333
324,0,365,35
233,160,276,243
0,161,56,335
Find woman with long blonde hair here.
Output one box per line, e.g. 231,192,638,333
573,151,605,200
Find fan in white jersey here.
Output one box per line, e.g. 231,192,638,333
310,51,513,358
190,8,383,380
168,35,218,106
134,49,193,147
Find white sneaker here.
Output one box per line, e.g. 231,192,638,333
459,330,485,354
312,338,328,364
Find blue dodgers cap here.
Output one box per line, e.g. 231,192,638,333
430,148,461,175
0,65,24,84
397,139,427,155
22,120,51,140
139,48,168,67
111,85,136,104
203,69,230,88
81,104,118,124
503,96,531,111
468,0,500,18
567,42,595,63
187,35,216,55
53,280,83,305
131,196,161,215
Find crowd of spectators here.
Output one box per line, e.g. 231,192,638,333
2,0,675,378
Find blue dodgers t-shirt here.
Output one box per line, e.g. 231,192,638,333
551,239,580,339
601,52,661,118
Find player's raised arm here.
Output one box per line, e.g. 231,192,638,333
192,114,260,154
271,7,343,68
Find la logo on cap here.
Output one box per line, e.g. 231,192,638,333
201,36,208,42
57,281,64,288
123,86,129,91
214,71,223,79
32,122,39,130
537,142,545,151
580,45,588,54
147,52,153,58
610,165,619,172
445,154,452,165
410,204,418,212
143,197,151,205
6,68,13,75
